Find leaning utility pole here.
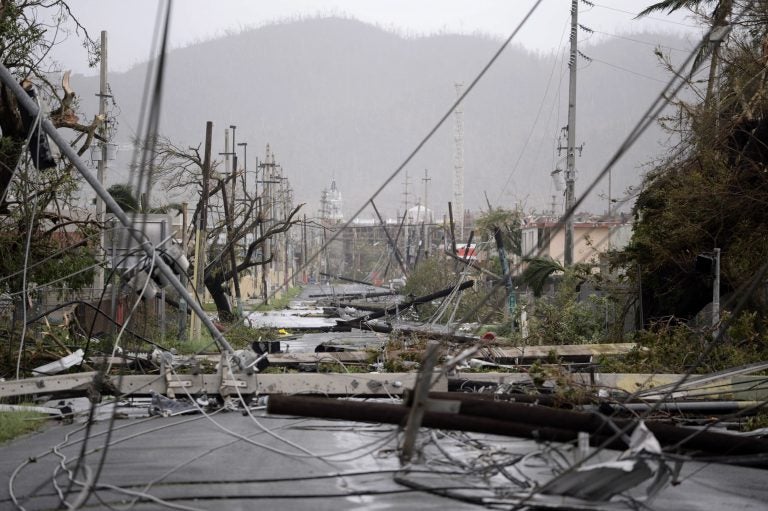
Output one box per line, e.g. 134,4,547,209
191,121,213,340
564,0,578,267
402,169,410,269
94,30,108,292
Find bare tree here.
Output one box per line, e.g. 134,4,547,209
153,136,303,321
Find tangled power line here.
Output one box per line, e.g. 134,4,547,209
2,0,767,509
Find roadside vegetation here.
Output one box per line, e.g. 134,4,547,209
0,409,46,444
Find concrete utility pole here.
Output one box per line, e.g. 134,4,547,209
218,128,242,314
402,169,410,268
422,169,431,258
229,125,242,315
564,0,578,267
257,145,280,303
94,30,108,292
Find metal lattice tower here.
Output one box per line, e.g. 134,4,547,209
453,82,465,240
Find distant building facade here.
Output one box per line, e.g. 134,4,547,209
520,213,632,266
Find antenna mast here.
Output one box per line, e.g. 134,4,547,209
453,82,465,240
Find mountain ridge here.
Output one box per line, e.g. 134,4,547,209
70,16,691,220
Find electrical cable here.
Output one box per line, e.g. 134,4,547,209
66,3,177,507
15,92,45,380
494,12,570,204
254,0,545,308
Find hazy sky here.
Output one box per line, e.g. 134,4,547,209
55,0,702,75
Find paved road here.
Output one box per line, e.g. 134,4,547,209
0,406,487,510
2,404,768,510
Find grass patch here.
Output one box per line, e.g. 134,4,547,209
0,409,46,443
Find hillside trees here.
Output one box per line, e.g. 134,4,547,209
620,2,768,323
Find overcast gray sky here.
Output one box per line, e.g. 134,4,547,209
55,0,702,75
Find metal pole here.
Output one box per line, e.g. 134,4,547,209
179,202,188,341
713,247,720,327
564,0,578,267
94,30,108,291
0,64,235,353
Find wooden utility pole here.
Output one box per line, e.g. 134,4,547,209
191,121,212,340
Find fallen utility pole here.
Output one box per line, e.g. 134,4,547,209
266,394,768,462
319,272,375,287
308,291,396,299
0,64,234,355
337,280,474,328
353,319,480,343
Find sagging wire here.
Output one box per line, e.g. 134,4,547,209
252,0,546,309
65,3,181,508
15,88,45,381
494,12,570,204
42,415,220,510
122,417,316,510
409,4,760,506
167,367,401,464
7,407,215,510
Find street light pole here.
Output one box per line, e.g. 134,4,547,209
237,142,248,174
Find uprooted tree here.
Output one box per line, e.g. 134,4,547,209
0,1,107,336
151,136,303,322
